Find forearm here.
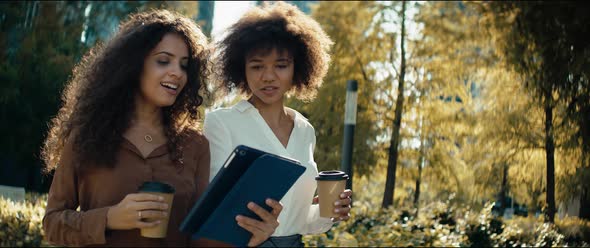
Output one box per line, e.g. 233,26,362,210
43,207,110,246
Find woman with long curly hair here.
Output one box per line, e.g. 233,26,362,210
41,9,280,247
205,2,353,247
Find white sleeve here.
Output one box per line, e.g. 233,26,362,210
303,205,334,234
303,126,334,234
203,112,234,182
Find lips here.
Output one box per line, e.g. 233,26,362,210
260,86,279,95
161,81,179,95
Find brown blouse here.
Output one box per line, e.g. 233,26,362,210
42,131,219,247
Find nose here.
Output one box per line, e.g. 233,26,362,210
168,64,183,80
261,66,277,83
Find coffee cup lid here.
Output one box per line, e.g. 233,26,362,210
138,181,175,193
315,170,349,181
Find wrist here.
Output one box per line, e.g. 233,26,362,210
105,207,114,230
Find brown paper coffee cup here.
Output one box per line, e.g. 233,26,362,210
137,181,175,238
316,171,348,218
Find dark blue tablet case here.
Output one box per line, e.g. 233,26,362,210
179,145,306,246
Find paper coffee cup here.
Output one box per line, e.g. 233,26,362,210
316,170,349,218
137,181,175,238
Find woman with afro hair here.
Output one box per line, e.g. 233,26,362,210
41,9,281,247
205,2,353,246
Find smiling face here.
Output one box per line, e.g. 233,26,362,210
138,33,189,108
244,48,294,106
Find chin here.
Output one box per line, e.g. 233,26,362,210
156,98,178,107
255,95,282,105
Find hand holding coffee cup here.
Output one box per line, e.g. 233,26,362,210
315,170,352,220
106,192,170,231
136,181,175,238
333,189,352,221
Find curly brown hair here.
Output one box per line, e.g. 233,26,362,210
42,9,209,172
213,1,333,102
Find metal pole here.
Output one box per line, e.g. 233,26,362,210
341,80,358,196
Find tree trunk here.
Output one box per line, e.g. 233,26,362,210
581,186,590,220
544,96,556,223
382,1,406,209
499,162,508,215
414,108,426,216
580,151,590,220
414,154,422,210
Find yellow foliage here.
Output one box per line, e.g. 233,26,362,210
0,194,49,247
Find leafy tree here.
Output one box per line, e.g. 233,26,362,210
288,1,385,176
409,2,491,208
1,2,89,191
487,1,590,222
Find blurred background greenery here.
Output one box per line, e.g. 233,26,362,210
1,1,589,246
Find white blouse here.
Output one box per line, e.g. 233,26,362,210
203,100,334,236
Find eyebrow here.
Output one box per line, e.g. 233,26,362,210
247,58,292,63
153,51,188,59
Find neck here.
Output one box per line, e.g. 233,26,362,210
248,97,289,128
133,95,163,129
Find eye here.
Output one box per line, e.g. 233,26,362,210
250,65,263,70
181,62,188,71
157,60,169,65
276,64,289,69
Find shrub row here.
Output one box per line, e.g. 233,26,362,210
0,193,49,247
303,199,590,247
2,193,588,247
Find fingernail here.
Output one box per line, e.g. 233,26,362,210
159,196,164,201
340,194,345,198
236,215,242,221
334,209,340,213
334,201,340,206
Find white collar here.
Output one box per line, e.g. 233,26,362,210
234,100,253,113
233,100,308,121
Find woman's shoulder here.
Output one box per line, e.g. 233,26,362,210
182,128,209,150
206,100,251,116
287,107,315,131
205,101,254,126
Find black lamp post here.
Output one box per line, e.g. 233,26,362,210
341,80,358,194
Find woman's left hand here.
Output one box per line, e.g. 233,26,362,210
332,189,352,222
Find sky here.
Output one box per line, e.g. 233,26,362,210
211,1,255,42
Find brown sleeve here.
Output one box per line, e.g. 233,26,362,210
188,135,218,247
42,140,109,246
195,136,210,198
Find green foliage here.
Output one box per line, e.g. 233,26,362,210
1,3,89,188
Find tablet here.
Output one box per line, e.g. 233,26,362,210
179,145,306,246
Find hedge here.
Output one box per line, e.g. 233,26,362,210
1,193,589,247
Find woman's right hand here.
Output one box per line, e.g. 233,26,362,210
236,198,283,247
106,193,169,230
